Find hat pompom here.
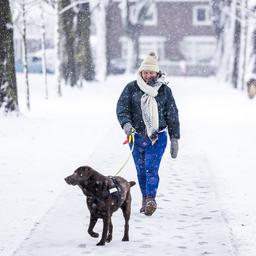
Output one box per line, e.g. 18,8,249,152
138,51,160,73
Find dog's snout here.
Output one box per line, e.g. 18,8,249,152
64,176,70,184
64,175,74,185
65,173,79,186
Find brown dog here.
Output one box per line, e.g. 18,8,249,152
64,166,136,246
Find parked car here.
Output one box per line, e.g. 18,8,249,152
15,49,55,74
110,58,126,74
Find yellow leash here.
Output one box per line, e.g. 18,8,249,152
114,130,135,176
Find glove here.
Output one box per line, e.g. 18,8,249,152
123,123,133,136
170,138,179,159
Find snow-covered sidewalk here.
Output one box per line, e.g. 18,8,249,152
13,123,235,256
1,74,255,256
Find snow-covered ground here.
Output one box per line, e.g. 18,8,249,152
0,74,255,256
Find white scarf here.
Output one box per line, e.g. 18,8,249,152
137,72,162,144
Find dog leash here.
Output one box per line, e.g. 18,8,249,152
114,130,135,176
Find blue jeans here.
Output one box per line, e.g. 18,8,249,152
131,132,167,198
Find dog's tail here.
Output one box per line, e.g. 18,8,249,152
129,181,136,187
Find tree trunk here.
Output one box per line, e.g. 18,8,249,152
75,7,83,86
60,0,76,86
232,18,241,88
211,0,256,91
252,29,256,74
21,0,30,110
94,1,107,81
76,2,95,81
133,26,141,68
54,0,62,96
106,0,114,75
239,0,248,90
249,5,256,77
211,0,225,78
122,0,153,73
40,2,48,99
225,0,236,83
0,0,19,113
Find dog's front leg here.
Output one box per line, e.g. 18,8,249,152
88,215,99,238
96,213,110,246
106,218,113,243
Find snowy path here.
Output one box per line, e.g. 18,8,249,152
1,75,255,256
13,123,235,256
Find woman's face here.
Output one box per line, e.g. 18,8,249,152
141,70,158,84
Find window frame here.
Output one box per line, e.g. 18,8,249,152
120,36,166,61
129,3,157,26
193,5,211,26
179,35,217,62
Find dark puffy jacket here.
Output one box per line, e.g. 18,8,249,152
116,80,180,139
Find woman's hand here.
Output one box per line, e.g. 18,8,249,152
123,123,133,136
170,138,179,158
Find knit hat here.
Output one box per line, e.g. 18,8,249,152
138,51,160,73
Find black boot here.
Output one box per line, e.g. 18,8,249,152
144,197,157,216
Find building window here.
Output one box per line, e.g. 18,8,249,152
179,36,217,63
130,3,157,26
193,5,211,26
139,36,165,60
120,36,166,61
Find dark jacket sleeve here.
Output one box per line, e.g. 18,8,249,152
166,87,180,139
116,84,132,128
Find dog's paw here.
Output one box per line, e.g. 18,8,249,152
89,231,99,238
106,235,112,243
96,240,105,246
122,236,129,242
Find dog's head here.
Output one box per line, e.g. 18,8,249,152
64,166,94,186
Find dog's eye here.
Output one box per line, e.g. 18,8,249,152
79,173,83,177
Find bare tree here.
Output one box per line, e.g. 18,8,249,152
247,2,256,80
210,0,225,76
93,0,107,81
54,0,95,89
0,0,19,113
106,0,114,76
21,0,30,109
210,0,256,91
53,0,62,96
120,0,154,73
252,23,256,75
238,0,248,90
12,0,32,109
232,0,241,88
40,1,48,99
76,2,95,82
60,0,76,86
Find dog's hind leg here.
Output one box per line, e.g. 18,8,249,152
88,215,99,238
121,193,131,241
106,218,113,243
